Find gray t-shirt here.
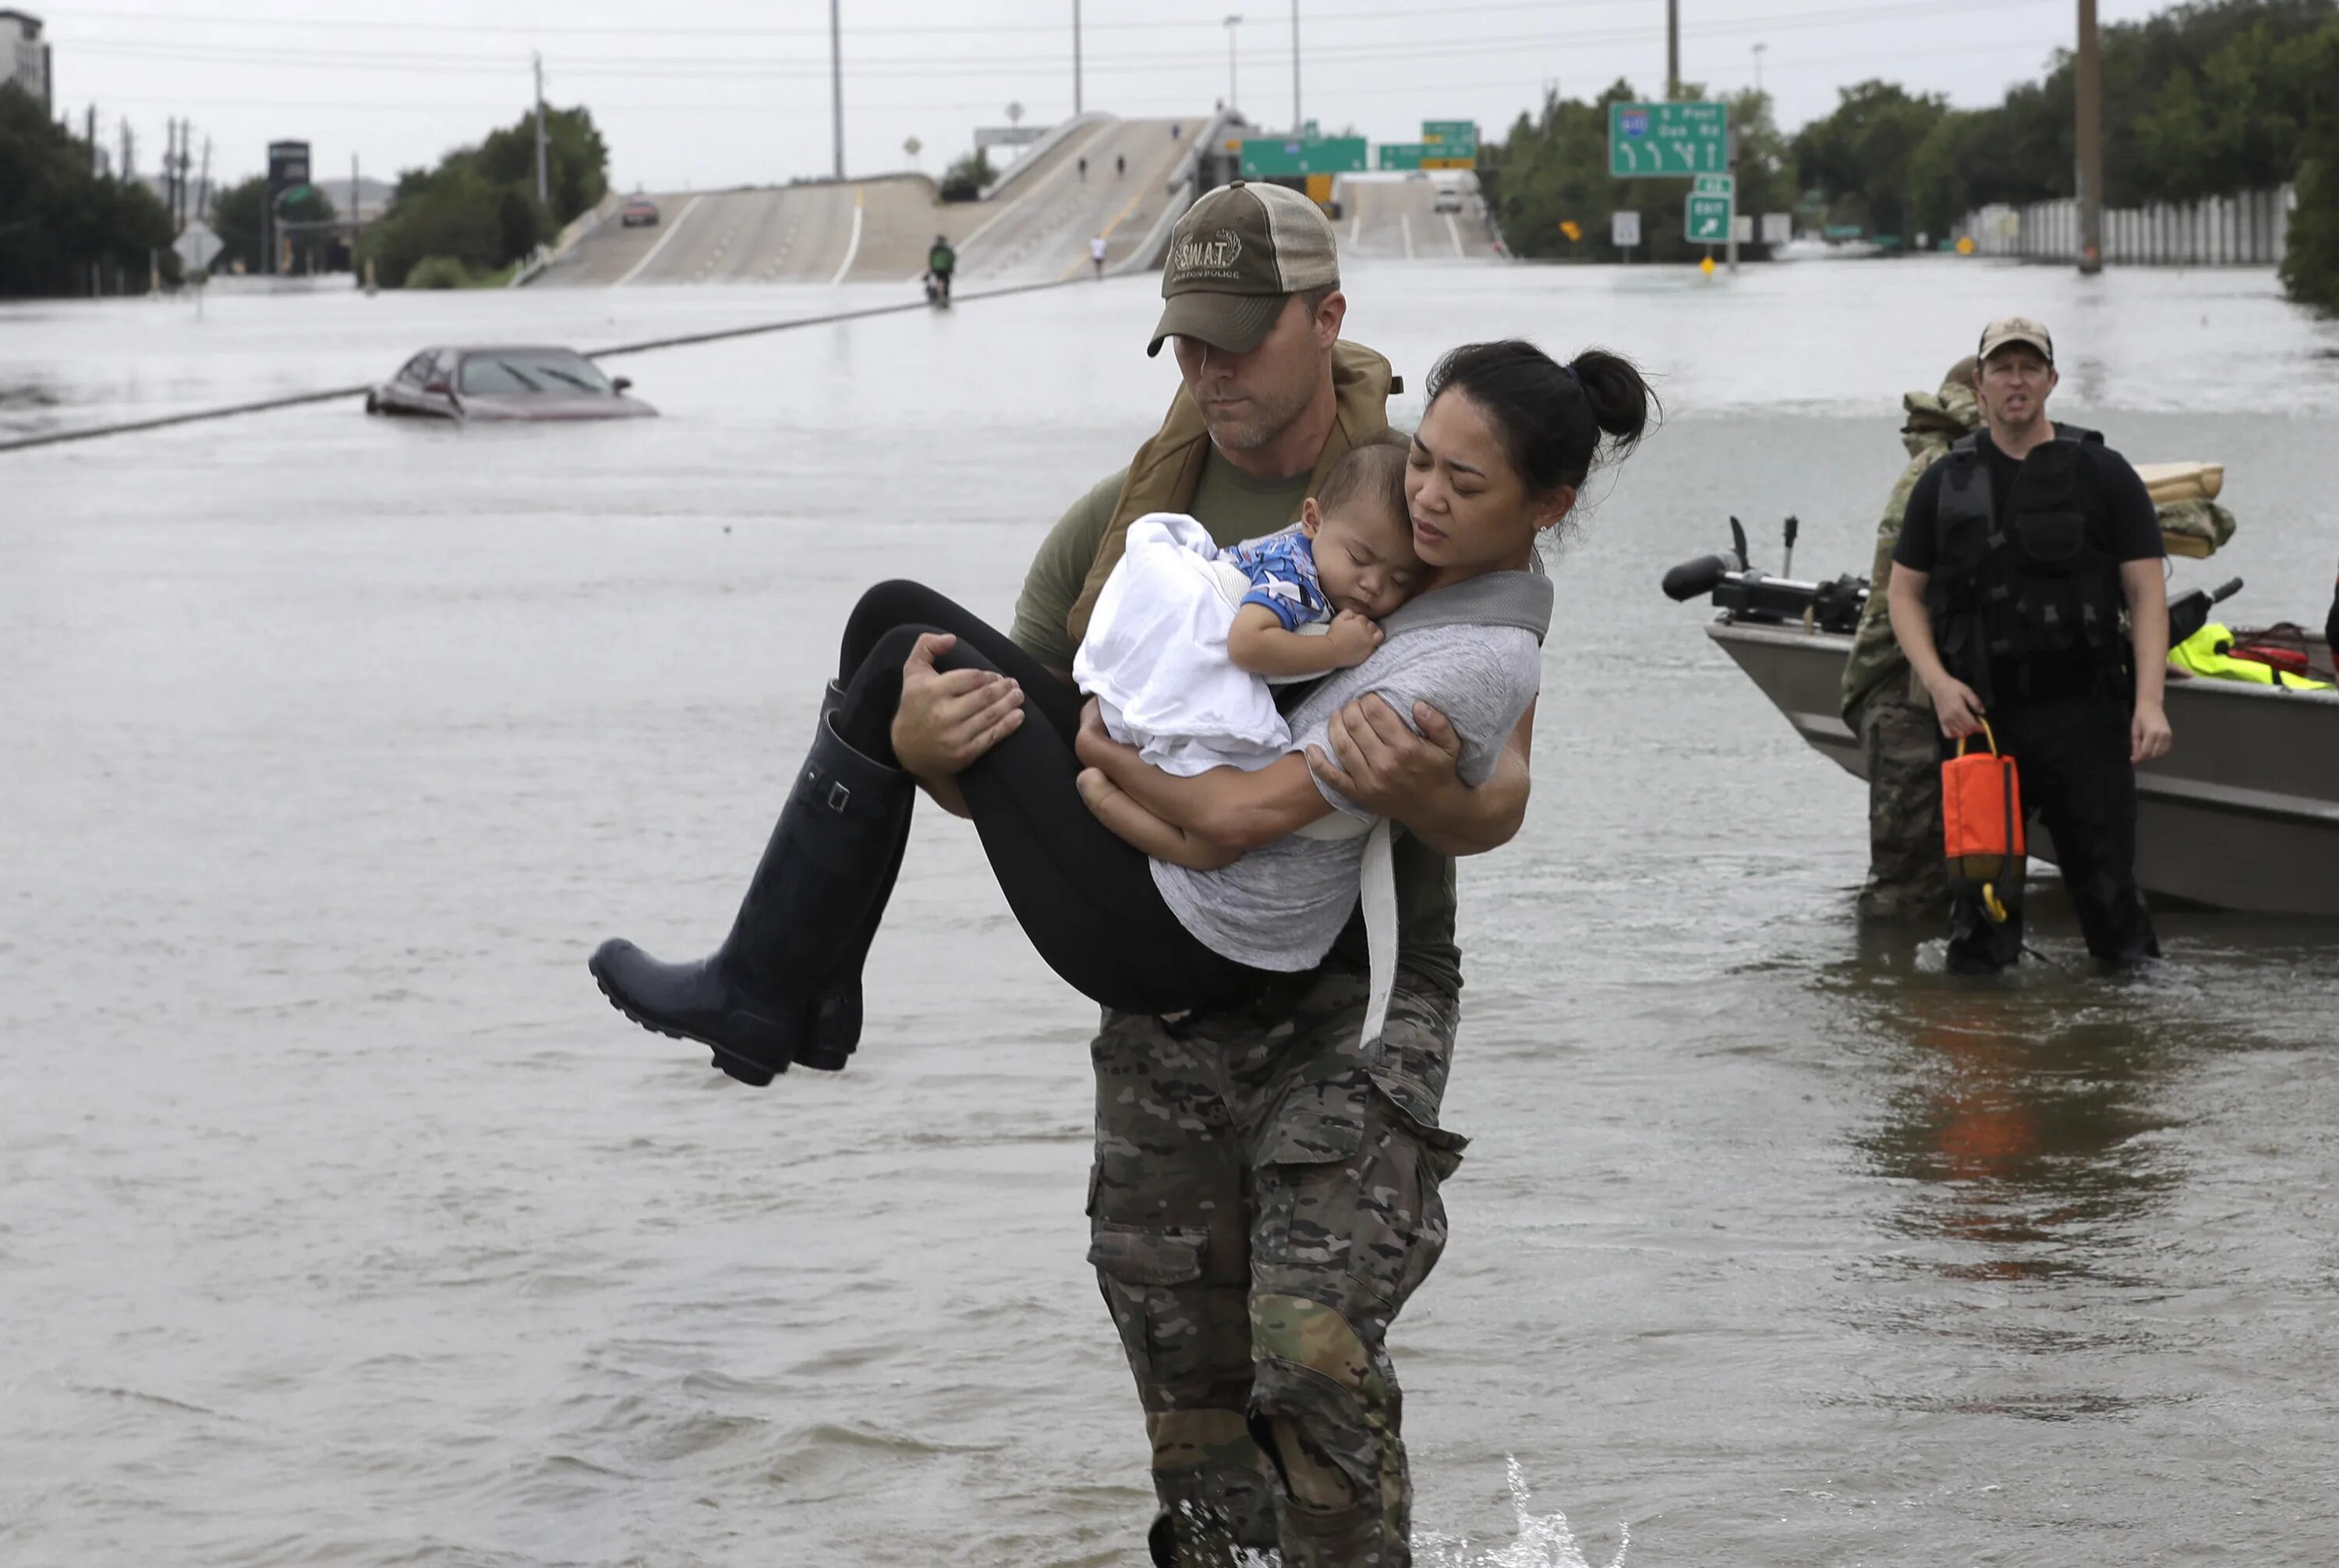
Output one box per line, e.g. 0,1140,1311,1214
1151,622,1542,971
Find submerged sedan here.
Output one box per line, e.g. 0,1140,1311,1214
364,346,657,422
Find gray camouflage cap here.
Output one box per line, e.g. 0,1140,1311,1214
1148,180,1341,358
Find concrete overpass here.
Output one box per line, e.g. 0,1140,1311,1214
530,121,1505,290
533,114,1205,290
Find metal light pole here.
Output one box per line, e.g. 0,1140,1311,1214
1752,41,1766,95
533,51,549,206
830,0,844,181
2075,0,2104,274
1290,1,1300,135
1666,0,1680,100
1224,15,1242,112
1073,1,1083,115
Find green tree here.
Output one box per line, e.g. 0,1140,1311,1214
2277,25,2339,308
0,83,179,296
1792,80,1948,242
466,104,610,225
208,174,337,274
356,102,610,287
939,148,996,202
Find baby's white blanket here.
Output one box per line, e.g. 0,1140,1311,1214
1072,512,1300,777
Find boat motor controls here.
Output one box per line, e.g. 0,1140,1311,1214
1660,517,1866,632
1665,522,2241,646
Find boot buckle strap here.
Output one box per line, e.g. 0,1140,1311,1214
826,782,851,812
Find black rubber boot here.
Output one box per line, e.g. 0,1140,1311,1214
589,711,913,1086
797,685,915,1071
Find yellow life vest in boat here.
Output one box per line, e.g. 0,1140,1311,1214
2167,623,2333,690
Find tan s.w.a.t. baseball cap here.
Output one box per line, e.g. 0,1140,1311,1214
1147,180,1341,358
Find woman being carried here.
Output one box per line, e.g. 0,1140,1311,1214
588,340,1654,1086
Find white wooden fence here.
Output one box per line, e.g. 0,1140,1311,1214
1959,185,2294,266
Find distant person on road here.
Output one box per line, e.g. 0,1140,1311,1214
1172,122,1183,141
1886,316,2169,972
925,234,956,303
1090,233,1109,278
1077,154,1088,182
1116,153,1127,179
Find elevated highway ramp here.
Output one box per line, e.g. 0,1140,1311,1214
534,115,1205,290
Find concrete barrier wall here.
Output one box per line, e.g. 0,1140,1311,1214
1960,186,2295,266
512,190,621,288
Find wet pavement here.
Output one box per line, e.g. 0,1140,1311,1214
5,259,2339,1566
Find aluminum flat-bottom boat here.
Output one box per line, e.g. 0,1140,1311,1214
1707,616,2339,915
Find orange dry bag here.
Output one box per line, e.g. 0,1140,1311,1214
1941,720,2025,924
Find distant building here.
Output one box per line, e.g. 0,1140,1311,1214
1,9,48,113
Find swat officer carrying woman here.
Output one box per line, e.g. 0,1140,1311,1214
1886,316,2171,973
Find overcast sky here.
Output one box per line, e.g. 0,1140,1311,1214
41,0,2178,196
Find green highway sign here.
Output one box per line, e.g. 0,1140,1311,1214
1693,173,1734,198
1241,135,1368,179
1377,142,1476,171
1685,192,1732,244
1421,119,1477,149
1609,101,1729,176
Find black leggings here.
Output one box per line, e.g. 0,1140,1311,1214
830,580,1276,1016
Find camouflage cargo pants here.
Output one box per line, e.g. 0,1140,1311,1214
1855,680,1948,922
1088,961,1466,1567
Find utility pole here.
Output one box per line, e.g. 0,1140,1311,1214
829,0,844,180
1666,0,1680,99
197,136,211,221
120,119,133,182
1073,1,1083,115
1290,1,1300,135
85,104,96,174
352,151,362,255
1753,41,1766,95
2075,0,2104,274
1225,15,1241,112
533,52,549,207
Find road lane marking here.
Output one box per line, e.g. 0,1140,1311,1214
1350,207,1362,245
1401,214,1415,260
828,186,865,285
1446,213,1464,257
614,193,701,288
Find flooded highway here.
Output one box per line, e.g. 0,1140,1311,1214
5,259,2339,1566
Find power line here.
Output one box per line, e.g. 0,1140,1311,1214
55,0,1651,38
53,0,2051,76
84,36,2081,122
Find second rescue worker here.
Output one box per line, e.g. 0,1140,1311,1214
1885,317,2171,973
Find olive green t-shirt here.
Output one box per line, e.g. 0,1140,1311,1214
1008,452,1469,996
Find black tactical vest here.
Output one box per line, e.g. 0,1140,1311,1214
1923,425,2128,701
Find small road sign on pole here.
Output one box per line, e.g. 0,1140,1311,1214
1611,210,1641,249
1685,191,1732,244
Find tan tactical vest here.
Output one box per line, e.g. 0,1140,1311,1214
1063,338,1403,645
